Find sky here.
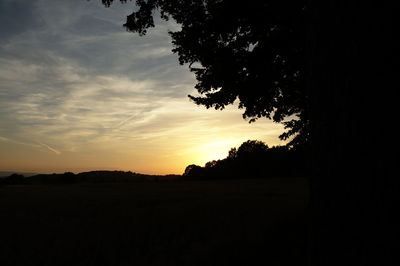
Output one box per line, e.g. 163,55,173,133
0,0,286,175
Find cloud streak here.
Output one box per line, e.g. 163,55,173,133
38,142,61,155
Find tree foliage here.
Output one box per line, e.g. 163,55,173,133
183,140,308,179
183,164,202,176
102,0,309,147
236,140,269,157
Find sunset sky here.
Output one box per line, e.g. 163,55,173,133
0,0,286,175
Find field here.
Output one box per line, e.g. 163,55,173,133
0,177,309,266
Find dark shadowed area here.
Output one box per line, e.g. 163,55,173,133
0,178,309,266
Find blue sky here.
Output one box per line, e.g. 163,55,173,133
0,0,285,174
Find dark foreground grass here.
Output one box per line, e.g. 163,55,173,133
0,178,309,266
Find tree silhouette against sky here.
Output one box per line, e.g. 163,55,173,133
102,0,309,147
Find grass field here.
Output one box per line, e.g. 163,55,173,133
0,177,309,266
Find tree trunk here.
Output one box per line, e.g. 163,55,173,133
308,1,394,265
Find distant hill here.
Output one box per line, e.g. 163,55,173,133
0,170,181,184
0,171,38,177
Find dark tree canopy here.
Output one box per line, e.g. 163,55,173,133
236,140,268,157
102,0,309,147
183,139,308,179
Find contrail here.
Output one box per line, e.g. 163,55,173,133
38,142,61,155
1,136,41,148
112,113,141,130
1,137,61,154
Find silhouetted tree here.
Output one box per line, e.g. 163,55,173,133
183,164,202,177
205,160,218,168
227,147,237,160
236,140,268,157
102,0,308,147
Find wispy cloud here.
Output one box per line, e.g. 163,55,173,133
38,142,61,155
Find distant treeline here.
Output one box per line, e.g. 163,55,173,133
0,171,180,185
183,140,309,180
1,140,308,185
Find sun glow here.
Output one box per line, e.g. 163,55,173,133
183,139,239,167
